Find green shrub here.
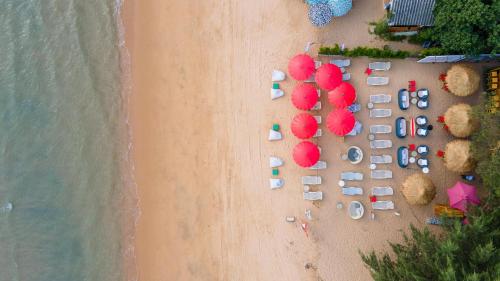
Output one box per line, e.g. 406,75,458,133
318,44,412,59
369,17,406,42
418,47,446,57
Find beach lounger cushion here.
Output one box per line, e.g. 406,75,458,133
370,140,392,149
340,172,363,181
369,125,392,134
370,155,392,164
367,76,389,86
302,176,322,185
369,62,391,71
371,170,393,179
369,94,391,104
370,109,392,118
272,70,286,82
371,187,393,196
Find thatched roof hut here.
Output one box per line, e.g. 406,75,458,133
444,140,476,173
445,65,480,97
401,173,436,205
444,103,479,138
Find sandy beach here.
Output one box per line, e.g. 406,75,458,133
124,1,480,280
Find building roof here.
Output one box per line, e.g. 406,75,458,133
388,0,436,27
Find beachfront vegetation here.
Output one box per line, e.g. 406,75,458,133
361,99,500,281
319,45,410,59
471,97,500,197
361,203,500,281
369,16,405,42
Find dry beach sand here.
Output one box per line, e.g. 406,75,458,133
124,1,482,280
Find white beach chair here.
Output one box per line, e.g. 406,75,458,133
270,178,284,189
340,172,364,181
303,191,323,201
369,109,392,118
369,125,392,134
313,129,322,138
371,186,394,196
346,121,362,136
309,160,327,170
371,170,393,179
272,70,286,82
302,176,322,185
370,155,392,164
372,201,395,210
370,140,392,149
305,74,315,83
367,76,389,86
342,73,351,81
342,187,363,196
369,94,391,104
331,59,351,67
269,156,284,168
271,88,284,100
315,60,322,69
340,67,346,73
369,62,391,71
268,130,282,141
314,115,322,124
311,101,321,111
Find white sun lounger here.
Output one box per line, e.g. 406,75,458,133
370,140,392,149
372,201,395,210
371,170,393,179
342,187,363,196
346,121,362,136
340,67,346,73
369,94,391,104
269,156,284,168
369,62,391,71
309,160,327,170
314,115,322,124
268,130,282,141
270,179,284,189
342,73,351,81
313,129,322,138
271,89,284,100
302,176,322,185
370,125,392,134
272,70,286,82
370,155,392,164
304,191,323,201
305,74,315,83
331,59,351,67
370,109,392,118
367,76,389,86
371,186,393,196
340,172,363,181
315,60,322,69
311,101,321,111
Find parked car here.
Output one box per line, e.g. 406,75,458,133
415,115,428,127
398,89,410,110
395,117,407,138
397,146,409,168
417,145,430,156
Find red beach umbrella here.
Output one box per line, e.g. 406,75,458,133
315,63,342,91
288,54,315,81
328,82,356,108
291,113,318,139
293,141,320,167
291,83,319,110
326,109,355,136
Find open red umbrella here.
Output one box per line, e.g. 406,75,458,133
291,83,318,110
315,63,342,91
328,82,356,108
288,54,315,81
293,141,320,167
326,109,355,136
291,113,318,139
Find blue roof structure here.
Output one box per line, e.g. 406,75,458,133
328,0,352,17
388,0,436,26
308,4,333,27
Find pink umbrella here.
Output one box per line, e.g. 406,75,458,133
293,141,320,167
291,83,319,110
328,82,356,108
291,113,318,139
447,181,480,212
315,63,342,91
326,109,355,136
288,54,315,81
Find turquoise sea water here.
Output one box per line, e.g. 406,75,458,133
0,1,137,280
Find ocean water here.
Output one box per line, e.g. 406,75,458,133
0,1,137,280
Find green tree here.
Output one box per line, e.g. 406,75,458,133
431,0,500,55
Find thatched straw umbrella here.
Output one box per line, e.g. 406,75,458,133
401,173,436,205
445,65,480,97
444,140,476,173
444,103,479,138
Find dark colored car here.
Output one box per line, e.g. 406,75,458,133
395,117,407,138
397,146,409,168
